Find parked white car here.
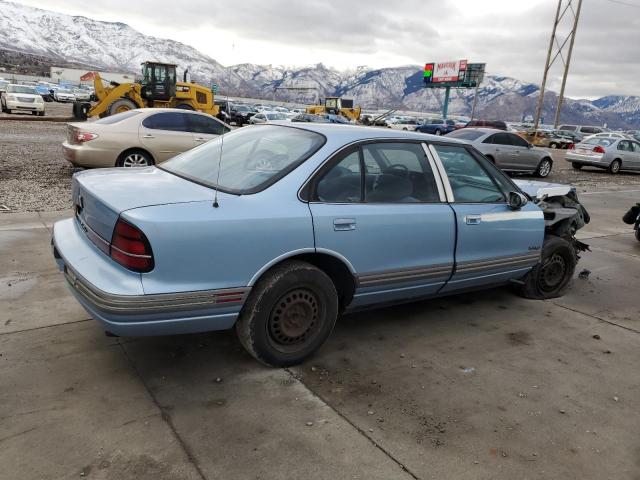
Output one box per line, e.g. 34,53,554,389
249,111,290,124
1,84,45,115
73,88,91,102
54,88,76,102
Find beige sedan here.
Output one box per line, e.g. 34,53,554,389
63,108,230,168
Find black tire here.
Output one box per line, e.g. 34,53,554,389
434,129,442,135
31,111,38,116
518,236,577,300
116,149,154,168
536,158,553,178
608,159,621,174
107,98,137,116
174,103,195,110
549,142,558,149
236,260,338,367
72,101,87,120
38,111,45,117
635,228,640,242
572,162,583,170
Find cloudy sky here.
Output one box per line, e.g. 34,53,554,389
10,0,640,98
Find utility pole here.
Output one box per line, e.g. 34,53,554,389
470,81,481,122
534,0,582,129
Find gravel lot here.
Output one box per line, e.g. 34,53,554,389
1,112,640,212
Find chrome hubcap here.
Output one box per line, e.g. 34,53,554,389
122,153,150,167
539,161,551,177
612,162,620,173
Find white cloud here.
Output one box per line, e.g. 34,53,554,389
7,0,640,98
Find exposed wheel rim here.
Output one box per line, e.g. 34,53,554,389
550,143,557,149
435,130,442,135
538,160,552,177
115,105,132,113
538,253,567,293
267,288,321,352
611,161,621,173
122,153,150,167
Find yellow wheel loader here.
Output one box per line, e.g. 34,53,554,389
72,62,219,120
306,97,361,122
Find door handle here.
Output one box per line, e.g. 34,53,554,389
465,215,481,225
333,218,356,231
194,137,206,142
142,134,154,139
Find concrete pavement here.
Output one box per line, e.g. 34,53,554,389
1,187,639,480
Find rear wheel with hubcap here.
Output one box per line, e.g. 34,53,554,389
236,260,338,367
434,129,442,135
608,159,621,174
536,158,552,178
572,162,582,170
518,235,577,299
116,150,154,168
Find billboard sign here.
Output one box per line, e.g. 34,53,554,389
432,60,467,83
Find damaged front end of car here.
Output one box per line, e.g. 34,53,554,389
514,180,590,257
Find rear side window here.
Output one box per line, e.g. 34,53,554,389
433,145,504,203
316,150,362,203
143,112,189,132
489,133,512,145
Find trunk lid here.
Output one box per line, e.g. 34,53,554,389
72,167,214,242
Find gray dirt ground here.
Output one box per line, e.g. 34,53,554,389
1,119,639,480
1,114,640,212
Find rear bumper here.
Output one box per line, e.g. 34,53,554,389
52,218,248,336
565,153,608,167
62,141,117,168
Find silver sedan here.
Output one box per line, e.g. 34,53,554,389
566,137,640,174
446,128,554,177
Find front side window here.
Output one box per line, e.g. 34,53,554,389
362,143,439,203
316,150,362,203
161,125,325,194
448,129,484,141
433,145,504,203
188,114,230,135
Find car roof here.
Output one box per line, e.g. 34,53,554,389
263,123,467,144
458,127,504,134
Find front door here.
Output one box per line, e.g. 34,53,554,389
430,144,544,293
139,111,197,162
309,142,456,308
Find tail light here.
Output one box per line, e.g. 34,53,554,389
593,146,606,154
110,219,154,272
568,143,575,149
74,131,99,144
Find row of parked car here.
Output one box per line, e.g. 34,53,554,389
0,79,95,115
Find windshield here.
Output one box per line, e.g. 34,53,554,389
58,89,72,94
160,125,325,194
7,85,37,94
446,129,484,141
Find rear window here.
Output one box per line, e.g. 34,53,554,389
447,129,484,141
160,125,325,194
583,137,615,147
93,110,141,124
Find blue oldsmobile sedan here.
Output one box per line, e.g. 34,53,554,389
53,122,589,366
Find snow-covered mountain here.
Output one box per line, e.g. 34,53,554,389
1,0,639,128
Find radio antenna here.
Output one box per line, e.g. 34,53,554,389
213,41,234,209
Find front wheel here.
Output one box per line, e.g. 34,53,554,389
236,260,338,367
435,129,442,135
536,158,552,178
518,236,577,299
572,162,583,170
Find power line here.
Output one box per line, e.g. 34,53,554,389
605,0,640,8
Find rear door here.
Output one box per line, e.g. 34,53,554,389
139,112,197,162
429,143,544,294
309,141,456,308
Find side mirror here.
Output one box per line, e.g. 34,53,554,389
508,191,528,210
